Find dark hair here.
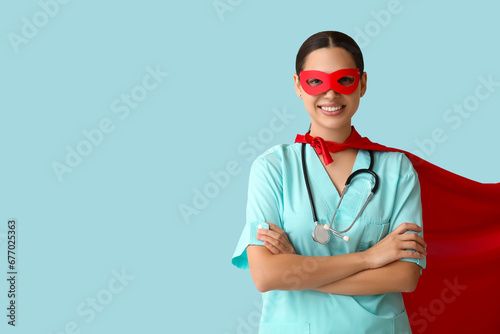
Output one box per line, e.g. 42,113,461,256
295,31,364,76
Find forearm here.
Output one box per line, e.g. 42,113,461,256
313,260,421,295
247,245,370,292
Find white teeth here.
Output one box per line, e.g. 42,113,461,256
320,106,343,112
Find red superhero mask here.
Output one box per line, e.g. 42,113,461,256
299,68,360,95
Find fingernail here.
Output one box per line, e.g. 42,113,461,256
257,229,262,233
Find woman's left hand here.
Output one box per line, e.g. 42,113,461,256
257,222,296,255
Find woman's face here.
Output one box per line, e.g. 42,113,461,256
293,47,367,135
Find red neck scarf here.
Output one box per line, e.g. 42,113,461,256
295,127,363,165
294,126,500,333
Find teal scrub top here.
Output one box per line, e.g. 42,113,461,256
232,143,426,334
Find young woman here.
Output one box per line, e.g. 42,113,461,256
232,31,427,333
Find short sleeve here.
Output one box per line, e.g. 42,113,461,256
231,154,283,270
390,156,426,270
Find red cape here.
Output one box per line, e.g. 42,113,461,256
331,131,500,333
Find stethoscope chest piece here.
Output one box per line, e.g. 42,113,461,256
312,224,330,244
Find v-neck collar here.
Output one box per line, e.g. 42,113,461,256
303,144,371,217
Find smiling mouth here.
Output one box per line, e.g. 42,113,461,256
319,105,345,112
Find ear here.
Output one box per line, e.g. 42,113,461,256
360,72,367,97
293,73,303,98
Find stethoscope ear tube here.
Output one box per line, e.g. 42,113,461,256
346,168,379,193
302,143,318,224
345,151,378,192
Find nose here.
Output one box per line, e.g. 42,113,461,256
323,88,341,99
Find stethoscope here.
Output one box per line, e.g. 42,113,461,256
301,143,379,244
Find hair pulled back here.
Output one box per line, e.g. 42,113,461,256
295,31,364,76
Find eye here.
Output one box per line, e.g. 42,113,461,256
338,76,355,86
306,78,323,87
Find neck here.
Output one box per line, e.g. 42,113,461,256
309,124,353,143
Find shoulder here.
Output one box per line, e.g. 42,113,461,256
251,143,300,169
248,143,303,184
372,150,417,178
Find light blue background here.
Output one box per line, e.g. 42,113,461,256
1,1,498,333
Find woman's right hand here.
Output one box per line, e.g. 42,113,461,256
362,222,427,269
256,222,296,255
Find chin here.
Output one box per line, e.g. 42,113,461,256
317,117,352,128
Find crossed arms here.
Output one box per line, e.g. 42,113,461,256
247,222,426,295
